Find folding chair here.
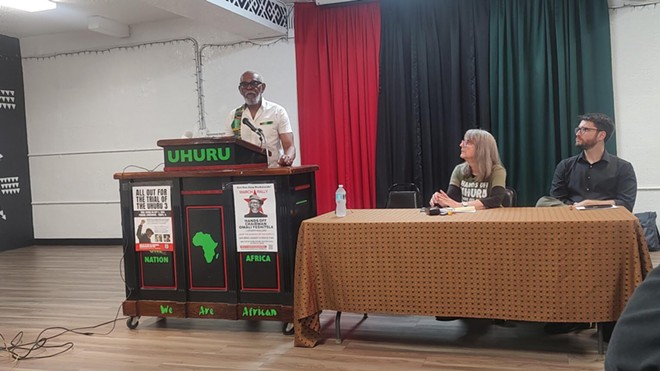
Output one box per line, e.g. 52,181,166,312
385,183,422,208
502,186,517,207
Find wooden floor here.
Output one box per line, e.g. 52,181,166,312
1,246,658,371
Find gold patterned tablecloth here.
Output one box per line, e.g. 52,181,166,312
293,207,653,347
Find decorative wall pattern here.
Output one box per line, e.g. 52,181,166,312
0,176,20,195
227,0,288,28
0,89,16,110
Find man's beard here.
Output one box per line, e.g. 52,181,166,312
244,93,261,106
576,138,597,150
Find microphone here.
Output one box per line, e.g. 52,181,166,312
242,118,260,133
242,118,266,148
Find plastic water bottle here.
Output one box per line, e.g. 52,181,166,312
335,185,347,217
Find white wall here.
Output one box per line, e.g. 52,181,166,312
18,5,660,239
20,18,299,239
610,4,660,214
201,41,298,142
23,40,199,239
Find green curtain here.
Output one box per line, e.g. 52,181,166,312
489,0,615,206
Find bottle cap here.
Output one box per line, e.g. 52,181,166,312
338,184,343,187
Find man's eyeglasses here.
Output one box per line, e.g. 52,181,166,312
574,127,599,135
239,81,263,89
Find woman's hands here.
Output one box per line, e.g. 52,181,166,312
429,190,461,208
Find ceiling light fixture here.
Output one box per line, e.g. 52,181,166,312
0,0,56,12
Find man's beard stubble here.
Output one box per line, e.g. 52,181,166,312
244,92,261,106
576,138,597,150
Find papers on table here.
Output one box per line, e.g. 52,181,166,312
206,131,231,137
575,204,618,210
442,206,477,213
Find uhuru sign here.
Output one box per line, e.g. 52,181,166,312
157,137,267,171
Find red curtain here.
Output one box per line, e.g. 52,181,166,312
294,2,381,214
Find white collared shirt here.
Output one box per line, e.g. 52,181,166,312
225,99,293,167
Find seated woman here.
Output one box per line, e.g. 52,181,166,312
430,129,510,337
429,129,506,209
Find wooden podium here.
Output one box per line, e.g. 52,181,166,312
114,137,317,332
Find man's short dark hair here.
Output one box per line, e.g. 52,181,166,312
578,112,615,142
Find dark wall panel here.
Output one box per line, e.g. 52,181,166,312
0,34,33,251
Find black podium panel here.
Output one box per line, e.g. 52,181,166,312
182,186,237,303
120,180,186,302
187,206,227,290
140,251,176,288
239,252,279,290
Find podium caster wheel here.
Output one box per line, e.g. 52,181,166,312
127,316,140,329
282,322,294,335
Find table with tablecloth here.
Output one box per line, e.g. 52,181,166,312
293,207,652,347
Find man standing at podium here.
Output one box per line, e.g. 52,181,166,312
226,71,296,167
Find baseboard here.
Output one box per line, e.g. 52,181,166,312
33,238,122,246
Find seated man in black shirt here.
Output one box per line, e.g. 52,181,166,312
544,112,638,337
549,112,637,212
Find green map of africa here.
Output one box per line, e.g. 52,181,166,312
192,232,220,263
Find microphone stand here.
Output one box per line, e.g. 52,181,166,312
256,129,265,149
242,118,270,163
256,129,272,163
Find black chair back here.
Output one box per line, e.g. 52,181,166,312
385,183,421,208
502,186,517,207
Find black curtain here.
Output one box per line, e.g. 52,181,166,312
376,0,491,206
489,0,615,206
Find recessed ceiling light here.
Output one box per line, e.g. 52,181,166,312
0,0,56,12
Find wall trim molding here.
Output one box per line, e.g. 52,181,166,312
33,238,122,246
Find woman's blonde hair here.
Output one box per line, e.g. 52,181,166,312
461,129,502,182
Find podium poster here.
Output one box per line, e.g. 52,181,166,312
232,183,278,253
132,185,174,252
